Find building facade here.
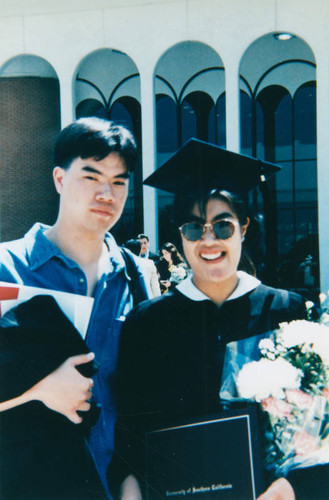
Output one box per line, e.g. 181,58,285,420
0,0,328,297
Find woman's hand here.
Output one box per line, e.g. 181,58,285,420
119,475,142,500
257,478,295,500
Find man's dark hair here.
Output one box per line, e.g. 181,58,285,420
124,239,142,256
137,234,149,241
54,117,138,171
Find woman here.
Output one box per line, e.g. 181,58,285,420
108,140,327,500
159,242,188,291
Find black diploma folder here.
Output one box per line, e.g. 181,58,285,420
146,408,264,500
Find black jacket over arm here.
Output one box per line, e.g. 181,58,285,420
108,284,328,499
0,295,106,500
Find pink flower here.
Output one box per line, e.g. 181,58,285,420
322,388,329,402
285,389,314,409
261,397,293,417
294,431,320,456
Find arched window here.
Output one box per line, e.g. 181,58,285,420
156,95,178,152
181,91,214,143
181,98,197,145
239,34,318,298
240,91,252,156
215,94,226,148
76,98,106,119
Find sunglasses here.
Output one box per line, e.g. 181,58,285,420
179,219,239,242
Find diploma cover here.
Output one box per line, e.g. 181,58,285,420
146,408,263,500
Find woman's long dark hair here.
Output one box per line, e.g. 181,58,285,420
173,188,256,276
160,242,186,266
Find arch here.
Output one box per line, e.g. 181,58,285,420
239,33,318,297
239,32,315,97
74,48,140,117
0,54,60,241
154,41,225,104
0,53,58,78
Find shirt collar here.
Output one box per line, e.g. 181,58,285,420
25,222,125,276
176,270,261,302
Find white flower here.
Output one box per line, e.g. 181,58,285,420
236,357,302,402
306,300,315,310
278,320,329,366
259,338,275,351
312,335,329,365
319,293,327,305
320,313,329,326
170,266,186,283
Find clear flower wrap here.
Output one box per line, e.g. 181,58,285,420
220,315,329,477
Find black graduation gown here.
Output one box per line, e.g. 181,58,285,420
108,284,329,499
0,295,106,500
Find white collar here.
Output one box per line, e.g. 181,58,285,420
176,271,261,303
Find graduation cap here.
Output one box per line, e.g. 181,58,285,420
144,138,281,195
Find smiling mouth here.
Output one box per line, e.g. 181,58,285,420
200,251,226,261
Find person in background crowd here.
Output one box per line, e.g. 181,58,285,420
137,233,159,261
0,117,149,499
124,239,161,298
108,139,327,500
159,241,188,292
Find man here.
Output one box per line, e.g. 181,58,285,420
0,117,149,497
137,233,159,261
124,239,161,298
137,233,168,289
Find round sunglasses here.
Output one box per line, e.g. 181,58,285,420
179,219,239,242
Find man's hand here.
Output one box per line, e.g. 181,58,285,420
257,478,295,500
29,352,95,424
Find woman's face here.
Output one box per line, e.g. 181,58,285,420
161,249,172,263
181,197,249,297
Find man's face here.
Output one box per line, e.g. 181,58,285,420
53,152,129,236
139,237,149,256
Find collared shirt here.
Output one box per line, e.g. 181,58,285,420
0,223,144,497
176,271,261,302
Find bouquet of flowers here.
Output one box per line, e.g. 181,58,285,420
221,297,329,477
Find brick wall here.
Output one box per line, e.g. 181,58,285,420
0,76,61,241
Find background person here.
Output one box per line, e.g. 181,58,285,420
159,241,188,291
108,139,327,500
124,239,161,298
137,233,159,261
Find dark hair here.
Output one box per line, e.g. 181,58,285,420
160,242,185,266
124,238,141,256
137,234,149,241
173,189,256,276
54,117,137,171
174,188,249,228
